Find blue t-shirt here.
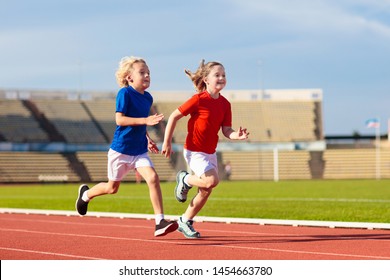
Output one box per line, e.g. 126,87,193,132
110,86,153,156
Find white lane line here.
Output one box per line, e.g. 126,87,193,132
0,247,105,260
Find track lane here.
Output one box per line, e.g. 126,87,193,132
1,213,389,260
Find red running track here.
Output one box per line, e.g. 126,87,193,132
1,213,390,260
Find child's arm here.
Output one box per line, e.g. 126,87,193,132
161,109,183,158
115,112,164,126
146,132,159,154
222,126,249,140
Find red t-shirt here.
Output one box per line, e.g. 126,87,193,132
178,91,232,154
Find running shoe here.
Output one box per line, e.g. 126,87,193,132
76,184,89,215
154,219,179,237
178,217,201,239
175,170,191,202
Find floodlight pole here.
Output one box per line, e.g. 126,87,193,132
273,147,279,182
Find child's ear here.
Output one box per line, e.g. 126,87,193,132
126,74,133,83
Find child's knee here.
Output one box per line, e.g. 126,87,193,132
199,187,213,198
106,182,120,194
204,177,219,189
138,167,159,185
107,188,118,194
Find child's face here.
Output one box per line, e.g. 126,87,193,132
127,62,150,92
204,65,226,94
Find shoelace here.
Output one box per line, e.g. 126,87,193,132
186,221,196,232
180,186,190,195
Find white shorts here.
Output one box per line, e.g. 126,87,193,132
107,149,153,181
183,148,218,177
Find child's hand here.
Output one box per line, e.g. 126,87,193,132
237,126,249,140
161,142,172,158
148,138,159,153
146,113,164,126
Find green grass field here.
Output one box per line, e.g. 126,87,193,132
1,179,389,223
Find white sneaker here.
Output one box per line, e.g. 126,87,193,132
178,217,201,239
174,170,191,202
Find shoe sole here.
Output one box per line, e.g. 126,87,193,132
154,221,179,237
175,171,186,203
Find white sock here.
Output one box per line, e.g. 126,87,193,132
181,215,189,223
183,174,191,187
82,191,90,202
155,214,164,225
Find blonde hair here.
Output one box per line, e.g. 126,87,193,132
115,56,147,87
185,59,224,92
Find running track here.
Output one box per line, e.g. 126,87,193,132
1,211,390,260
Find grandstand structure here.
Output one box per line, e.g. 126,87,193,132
1,88,389,183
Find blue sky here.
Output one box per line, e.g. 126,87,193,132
1,0,389,135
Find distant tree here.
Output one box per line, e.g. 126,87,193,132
352,130,361,139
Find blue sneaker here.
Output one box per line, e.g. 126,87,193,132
175,170,191,203
178,217,201,239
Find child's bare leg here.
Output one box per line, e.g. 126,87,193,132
184,188,212,219
137,166,163,215
79,167,177,236
76,180,120,216
184,169,219,220
87,180,121,200
137,166,178,237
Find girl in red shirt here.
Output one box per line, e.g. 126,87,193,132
162,60,249,238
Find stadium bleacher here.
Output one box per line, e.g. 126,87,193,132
1,88,389,183
323,149,390,179
32,99,107,144
0,100,48,142
0,152,80,183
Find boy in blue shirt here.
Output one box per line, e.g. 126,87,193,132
76,56,178,237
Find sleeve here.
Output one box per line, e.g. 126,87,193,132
116,88,129,114
178,94,199,116
222,101,232,127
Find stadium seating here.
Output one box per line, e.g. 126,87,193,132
220,150,312,180
82,100,116,142
33,100,107,144
0,100,48,142
1,90,389,183
0,98,320,145
323,149,390,179
0,152,80,183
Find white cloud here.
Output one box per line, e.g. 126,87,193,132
226,0,390,39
